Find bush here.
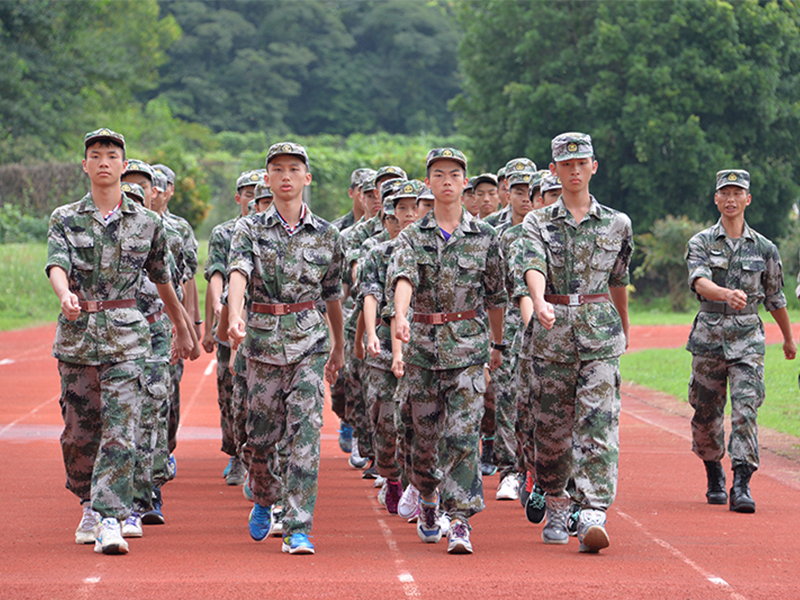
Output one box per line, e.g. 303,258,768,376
0,204,49,243
777,219,800,280
634,215,709,312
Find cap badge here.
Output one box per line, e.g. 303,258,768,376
728,172,738,181
567,142,578,153
442,149,453,157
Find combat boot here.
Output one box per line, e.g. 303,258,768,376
703,460,727,505
729,464,756,513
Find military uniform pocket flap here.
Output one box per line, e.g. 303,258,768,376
742,259,766,272
66,232,94,248
303,248,332,266
708,251,729,270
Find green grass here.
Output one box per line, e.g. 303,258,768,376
0,241,210,331
621,345,800,439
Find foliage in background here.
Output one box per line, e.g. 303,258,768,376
0,204,48,244
452,0,800,241
777,215,800,280
634,215,710,311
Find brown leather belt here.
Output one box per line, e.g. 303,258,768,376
699,301,758,316
413,309,478,324
146,309,166,324
79,299,137,313
251,301,315,315
544,293,609,306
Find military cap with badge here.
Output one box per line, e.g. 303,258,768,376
504,157,537,174
715,169,750,190
236,169,265,191
124,158,155,181
121,182,145,205
551,132,594,162
265,142,310,169
84,127,126,151
426,148,467,170
153,164,175,185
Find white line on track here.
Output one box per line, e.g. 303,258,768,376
0,394,59,438
76,575,101,600
615,509,748,600
0,358,16,365
177,355,215,433
204,358,217,376
368,489,421,599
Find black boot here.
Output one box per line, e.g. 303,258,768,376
480,436,497,476
729,464,756,513
703,460,727,505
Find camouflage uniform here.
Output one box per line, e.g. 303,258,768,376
387,207,507,522
228,203,343,536
47,192,172,520
685,219,785,470
520,196,633,510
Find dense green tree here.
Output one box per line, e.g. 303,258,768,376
453,0,800,240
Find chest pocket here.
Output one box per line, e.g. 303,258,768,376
456,254,486,289
740,258,765,294
302,248,332,284
255,239,279,282
119,238,151,273
708,250,729,270
67,232,95,271
591,237,621,272
417,251,438,285
542,228,566,268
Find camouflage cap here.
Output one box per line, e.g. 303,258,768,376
351,168,375,187
121,182,145,204
153,164,175,184
382,197,396,217
247,199,256,213
392,179,426,205
426,148,467,171
540,173,563,194
375,165,408,186
506,170,536,189
552,132,594,162
265,142,310,169
381,178,407,201
496,167,507,180
236,169,264,191
124,159,154,182
254,181,273,200
716,169,750,191
472,172,499,189
417,186,435,203
84,127,125,151
362,176,377,193
464,179,474,193
504,157,537,175
152,170,168,193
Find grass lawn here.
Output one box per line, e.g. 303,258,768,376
621,345,800,439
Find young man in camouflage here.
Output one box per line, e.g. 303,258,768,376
203,169,263,485
227,142,345,555
685,169,795,513
521,132,632,553
332,167,369,232
47,128,194,554
390,148,507,554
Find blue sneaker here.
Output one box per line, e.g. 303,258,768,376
282,532,315,554
338,423,353,453
223,457,234,478
248,503,273,541
243,474,253,502
167,454,177,480
141,488,165,525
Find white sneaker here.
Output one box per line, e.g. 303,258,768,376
75,503,100,545
94,518,129,555
439,512,451,536
374,475,386,489
496,473,520,501
398,484,420,519
377,481,388,506
447,518,473,554
578,509,610,553
349,438,369,469
270,506,284,537
121,512,143,538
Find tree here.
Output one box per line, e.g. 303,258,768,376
452,0,800,240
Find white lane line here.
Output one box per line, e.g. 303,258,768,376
204,358,217,376
0,394,59,438
615,509,748,600
0,358,16,365
177,355,215,433
76,574,101,600
368,489,421,599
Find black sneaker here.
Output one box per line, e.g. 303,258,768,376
480,437,497,476
567,503,581,537
525,482,546,524
362,458,378,479
141,487,165,525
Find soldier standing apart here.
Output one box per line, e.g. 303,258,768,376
685,169,795,513
522,133,632,553
390,148,507,554
47,129,193,554
227,142,345,555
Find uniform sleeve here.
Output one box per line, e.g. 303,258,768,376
320,229,344,303
763,242,787,312
143,218,172,286
483,231,508,310
521,212,547,277
384,231,417,318
510,238,530,301
204,225,227,281
685,232,712,292
228,218,255,279
608,215,633,288
182,223,199,278
358,245,384,307
45,208,71,277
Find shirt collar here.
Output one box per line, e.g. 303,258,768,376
712,219,754,241
549,195,603,221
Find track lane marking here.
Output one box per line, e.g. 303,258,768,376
0,394,59,438
615,509,748,600
177,355,215,433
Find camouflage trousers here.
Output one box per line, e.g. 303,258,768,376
329,364,347,422
344,351,372,458
231,347,249,458
149,318,172,490
395,374,413,488
365,365,402,481
168,358,184,454
242,353,326,536
216,344,236,456
401,363,486,522
515,356,537,475
526,357,621,510
133,358,169,512
480,378,495,438
58,358,145,520
492,353,519,478
688,354,764,470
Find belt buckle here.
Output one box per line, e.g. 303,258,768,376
430,313,445,325
85,300,99,313
273,304,290,316
567,294,580,306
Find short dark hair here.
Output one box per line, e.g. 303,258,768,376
85,139,126,161
426,163,467,179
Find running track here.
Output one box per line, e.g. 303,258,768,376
2,323,800,599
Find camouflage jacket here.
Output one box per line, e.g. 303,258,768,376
359,238,397,371
331,209,356,233
204,217,238,283
228,203,344,365
521,197,633,363
685,219,786,359
499,223,524,351
164,210,199,281
484,205,511,228
345,215,384,268
387,208,507,370
46,193,171,365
